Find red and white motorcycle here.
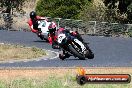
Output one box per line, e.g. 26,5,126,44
37,20,51,41
57,30,94,60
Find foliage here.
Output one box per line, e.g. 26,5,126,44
80,2,106,21
0,0,27,14
127,3,132,23
0,0,27,30
36,0,90,19
103,0,132,23
104,0,131,13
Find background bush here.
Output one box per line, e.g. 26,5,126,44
35,0,92,19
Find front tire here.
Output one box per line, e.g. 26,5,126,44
68,44,85,60
84,44,94,59
87,50,94,59
85,49,94,59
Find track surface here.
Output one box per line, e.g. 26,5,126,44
0,30,132,67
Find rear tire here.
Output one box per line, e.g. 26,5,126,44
68,45,85,60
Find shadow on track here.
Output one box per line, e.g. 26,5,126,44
33,40,48,43
61,57,90,61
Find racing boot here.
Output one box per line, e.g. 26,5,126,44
59,50,70,60
52,41,60,49
59,50,66,60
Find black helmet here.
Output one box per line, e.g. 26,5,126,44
30,11,36,20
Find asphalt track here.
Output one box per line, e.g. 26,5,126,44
0,30,132,67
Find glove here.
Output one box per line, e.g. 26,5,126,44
38,28,42,33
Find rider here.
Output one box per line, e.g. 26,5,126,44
28,11,47,36
48,21,59,49
48,22,85,49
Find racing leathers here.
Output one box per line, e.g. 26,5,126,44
28,16,47,35
48,27,84,49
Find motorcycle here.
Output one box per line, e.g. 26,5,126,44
57,30,94,60
37,20,51,41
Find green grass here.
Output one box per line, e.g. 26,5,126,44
0,75,131,88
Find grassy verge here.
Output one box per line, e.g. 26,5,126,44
0,68,131,88
0,44,46,61
0,77,131,88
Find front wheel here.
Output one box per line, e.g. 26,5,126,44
84,44,94,59
87,50,94,59
68,44,85,60
84,49,94,59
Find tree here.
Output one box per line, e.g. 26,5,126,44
127,3,132,23
103,0,132,23
104,0,131,13
0,0,27,30
0,0,26,14
35,0,89,19
80,2,107,21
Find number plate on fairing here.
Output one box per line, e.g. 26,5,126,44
58,34,66,44
74,39,86,52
